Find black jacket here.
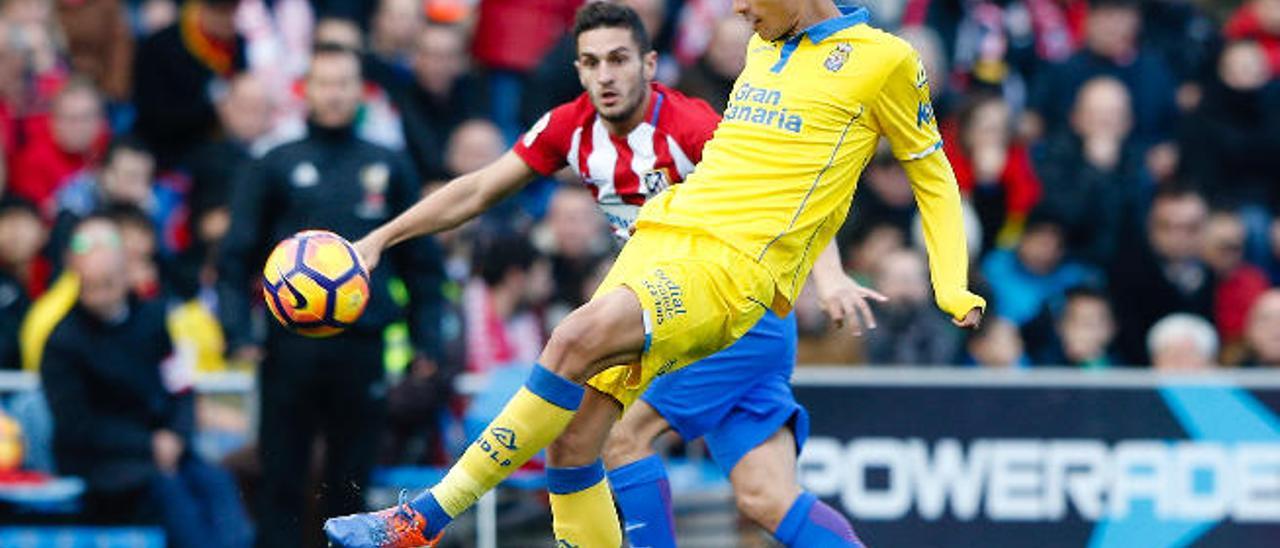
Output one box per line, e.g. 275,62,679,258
132,24,247,167
1108,243,1216,366
391,75,489,181
40,299,194,493
0,271,27,370
217,123,445,360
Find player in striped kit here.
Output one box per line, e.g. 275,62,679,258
327,3,874,546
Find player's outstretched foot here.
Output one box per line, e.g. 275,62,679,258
324,492,443,548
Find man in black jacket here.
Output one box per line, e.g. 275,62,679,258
41,216,250,547
132,0,246,168
1109,186,1216,365
217,43,445,548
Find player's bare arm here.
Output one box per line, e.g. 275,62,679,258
355,151,538,270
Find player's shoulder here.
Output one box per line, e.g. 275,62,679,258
845,24,917,68
653,83,719,122
545,92,600,127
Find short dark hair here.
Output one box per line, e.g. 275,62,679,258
310,41,363,77
474,232,541,287
104,134,153,166
573,1,651,54
1065,285,1108,305
1150,183,1205,207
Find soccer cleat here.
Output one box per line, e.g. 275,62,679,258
324,492,443,548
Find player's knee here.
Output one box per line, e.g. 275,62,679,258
734,479,790,528
542,320,597,381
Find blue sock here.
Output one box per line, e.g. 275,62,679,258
409,490,452,538
774,492,863,547
607,455,677,548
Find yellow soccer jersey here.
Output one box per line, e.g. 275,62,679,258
635,6,984,320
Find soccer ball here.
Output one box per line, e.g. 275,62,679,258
262,230,370,337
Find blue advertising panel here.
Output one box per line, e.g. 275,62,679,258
793,369,1280,548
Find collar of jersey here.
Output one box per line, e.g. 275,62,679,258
769,6,869,73
802,5,870,44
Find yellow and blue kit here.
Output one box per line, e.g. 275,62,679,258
591,5,986,407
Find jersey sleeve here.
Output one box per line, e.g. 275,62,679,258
512,104,576,176
873,48,987,320
871,49,943,162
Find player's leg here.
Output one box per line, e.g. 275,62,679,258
730,428,863,547
603,400,678,548
546,387,625,547
600,310,798,548
324,287,646,547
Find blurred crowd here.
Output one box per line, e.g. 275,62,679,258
1,0,1280,544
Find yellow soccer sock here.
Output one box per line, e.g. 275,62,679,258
549,460,622,547
427,364,585,520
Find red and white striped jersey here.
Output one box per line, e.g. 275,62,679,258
513,82,721,237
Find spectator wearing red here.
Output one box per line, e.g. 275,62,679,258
471,0,582,140
9,79,107,218
1201,210,1270,364
943,92,1041,253
1225,0,1280,78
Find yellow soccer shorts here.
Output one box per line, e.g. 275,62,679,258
586,226,775,409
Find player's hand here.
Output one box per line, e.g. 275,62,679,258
152,429,184,474
353,235,385,273
817,276,888,336
952,307,984,330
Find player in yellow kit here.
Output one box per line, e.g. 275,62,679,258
325,0,985,546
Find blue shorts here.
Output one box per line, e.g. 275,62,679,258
639,310,809,475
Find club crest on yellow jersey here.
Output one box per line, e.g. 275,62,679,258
824,42,852,72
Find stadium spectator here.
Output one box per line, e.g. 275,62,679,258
943,92,1042,251
368,0,424,70
981,210,1091,327
54,0,133,102
463,232,551,373
535,185,609,325
181,73,274,294
1244,290,1280,367
444,118,506,178
469,0,581,139
137,0,179,36
1026,0,1177,148
1034,76,1141,266
395,24,489,180
1225,0,1280,78
1049,287,1117,367
216,44,444,548
0,198,44,369
1110,186,1215,366
109,205,164,300
132,0,246,167
1201,210,1270,364
676,16,751,114
843,222,906,286
46,137,169,271
1180,40,1280,213
1147,313,1219,370
966,317,1029,368
10,79,107,218
864,249,962,366
40,217,251,548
